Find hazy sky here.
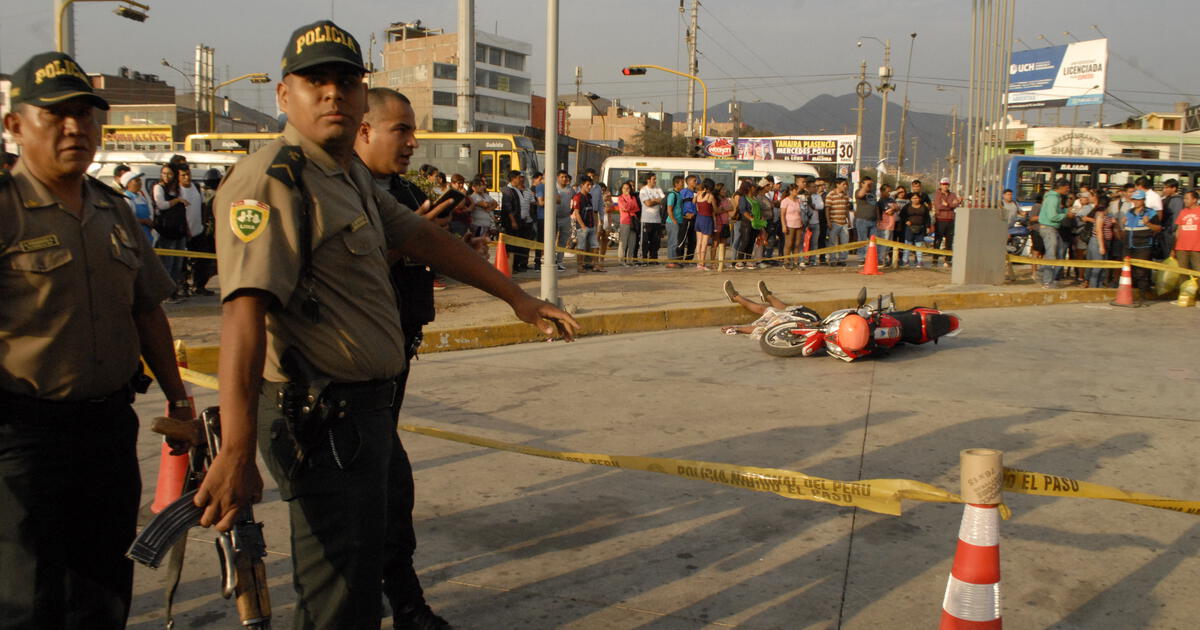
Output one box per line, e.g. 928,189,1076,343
2,0,1195,125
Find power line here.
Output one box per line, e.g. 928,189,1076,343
696,2,811,105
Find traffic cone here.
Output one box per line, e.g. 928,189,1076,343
859,236,883,276
940,448,1003,630
150,340,194,514
494,235,511,278
1110,257,1137,307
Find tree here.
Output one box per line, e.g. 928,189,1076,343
629,127,688,157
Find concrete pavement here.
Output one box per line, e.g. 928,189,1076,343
129,301,1199,629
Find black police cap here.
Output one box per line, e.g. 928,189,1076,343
281,20,366,76
10,51,109,111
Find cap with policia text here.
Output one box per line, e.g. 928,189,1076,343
9,51,109,111
281,20,366,76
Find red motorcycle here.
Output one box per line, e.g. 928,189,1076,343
758,288,961,362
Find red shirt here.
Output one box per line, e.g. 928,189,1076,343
1175,207,1200,251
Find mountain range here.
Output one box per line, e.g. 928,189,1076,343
676,93,957,175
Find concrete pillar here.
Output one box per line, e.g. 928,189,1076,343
950,207,1007,285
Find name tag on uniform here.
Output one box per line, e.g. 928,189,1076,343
349,213,369,232
18,234,60,252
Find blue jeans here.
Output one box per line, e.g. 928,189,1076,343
666,221,682,261
902,227,924,266
876,228,893,264
1085,238,1107,287
828,223,849,262
555,217,572,264
855,218,878,259
157,236,187,289
1038,225,1062,286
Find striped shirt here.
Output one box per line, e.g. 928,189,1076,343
825,190,851,226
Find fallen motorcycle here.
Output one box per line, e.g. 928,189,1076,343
758,288,961,362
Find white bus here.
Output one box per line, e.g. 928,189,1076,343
600,156,820,193
88,151,242,188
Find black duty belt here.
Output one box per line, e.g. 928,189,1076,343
0,384,135,418
322,378,401,418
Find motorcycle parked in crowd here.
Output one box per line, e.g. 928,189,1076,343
1007,214,1032,256
758,288,961,362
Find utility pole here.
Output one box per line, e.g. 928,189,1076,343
877,39,894,175
948,105,958,191
854,60,871,180
685,0,699,137
456,0,476,133
896,33,918,178
729,87,741,151
574,65,582,101
911,137,918,179
541,0,560,304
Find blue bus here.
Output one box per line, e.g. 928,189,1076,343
1002,155,1200,210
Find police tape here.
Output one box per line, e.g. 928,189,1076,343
1004,253,1200,276
1003,468,1200,516
398,424,963,516
174,369,1200,519
499,233,885,266
154,247,218,260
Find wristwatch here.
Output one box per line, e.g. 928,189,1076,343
169,399,192,410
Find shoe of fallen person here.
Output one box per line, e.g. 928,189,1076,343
395,603,454,630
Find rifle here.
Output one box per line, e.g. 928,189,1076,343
127,407,271,629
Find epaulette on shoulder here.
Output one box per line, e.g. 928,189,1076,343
267,145,306,188
0,168,11,189
87,174,126,200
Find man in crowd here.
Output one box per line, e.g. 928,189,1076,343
500,170,530,272
571,175,602,272
1,51,192,629
853,175,878,263
909,178,931,206
1035,178,1071,288
549,170,573,271
1161,178,1183,258
198,21,579,630
932,177,961,267
1123,189,1163,297
665,175,685,268
1135,176,1162,212
531,171,546,270
825,177,852,266
639,173,665,263
681,175,699,260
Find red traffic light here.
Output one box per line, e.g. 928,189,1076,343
622,67,647,76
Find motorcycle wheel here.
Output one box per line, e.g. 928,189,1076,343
758,322,812,358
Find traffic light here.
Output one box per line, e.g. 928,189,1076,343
691,137,705,158
621,67,647,76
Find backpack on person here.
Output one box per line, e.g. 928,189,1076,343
153,186,189,239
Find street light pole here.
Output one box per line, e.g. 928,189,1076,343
209,73,271,133
854,61,871,180
896,33,917,181
541,0,559,304
858,36,892,179
56,0,150,54
161,58,198,134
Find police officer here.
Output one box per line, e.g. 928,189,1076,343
195,21,579,630
0,52,191,629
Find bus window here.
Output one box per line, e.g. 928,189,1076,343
1016,165,1053,203
1097,169,1141,188
1146,170,1186,190
607,168,634,191
706,171,735,191
1053,171,1094,192
479,152,495,189
498,152,514,182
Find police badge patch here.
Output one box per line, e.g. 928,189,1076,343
230,200,270,242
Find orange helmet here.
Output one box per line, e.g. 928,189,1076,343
837,314,871,352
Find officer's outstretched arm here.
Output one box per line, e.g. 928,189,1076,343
195,290,269,531
399,220,580,340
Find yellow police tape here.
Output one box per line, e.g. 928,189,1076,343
155,247,218,260
176,370,1200,519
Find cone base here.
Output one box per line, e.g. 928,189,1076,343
939,611,1002,629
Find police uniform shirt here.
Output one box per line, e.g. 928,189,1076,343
0,161,174,400
215,124,425,383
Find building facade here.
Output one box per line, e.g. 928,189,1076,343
373,21,532,134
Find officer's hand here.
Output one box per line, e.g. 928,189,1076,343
464,232,489,258
511,294,580,341
195,449,263,532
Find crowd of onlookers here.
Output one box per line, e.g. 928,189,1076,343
1021,176,1200,296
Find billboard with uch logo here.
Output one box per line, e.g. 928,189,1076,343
1006,38,1107,109
700,135,856,163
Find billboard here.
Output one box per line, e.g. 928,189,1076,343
700,135,856,163
101,125,174,150
1006,38,1107,109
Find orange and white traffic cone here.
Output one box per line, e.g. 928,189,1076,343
1111,257,1137,307
150,340,194,513
859,236,883,276
940,449,1003,630
494,235,511,278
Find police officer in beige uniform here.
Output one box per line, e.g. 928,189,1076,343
195,21,578,630
0,52,192,629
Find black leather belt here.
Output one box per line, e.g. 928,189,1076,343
322,378,400,418
0,384,135,418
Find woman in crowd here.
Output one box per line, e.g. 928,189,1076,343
713,182,733,266
617,180,641,265
779,184,805,270
732,181,758,268
153,162,190,301
447,173,471,236
876,196,898,266
121,171,155,243
693,178,717,270
899,191,931,267
1084,197,1119,288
